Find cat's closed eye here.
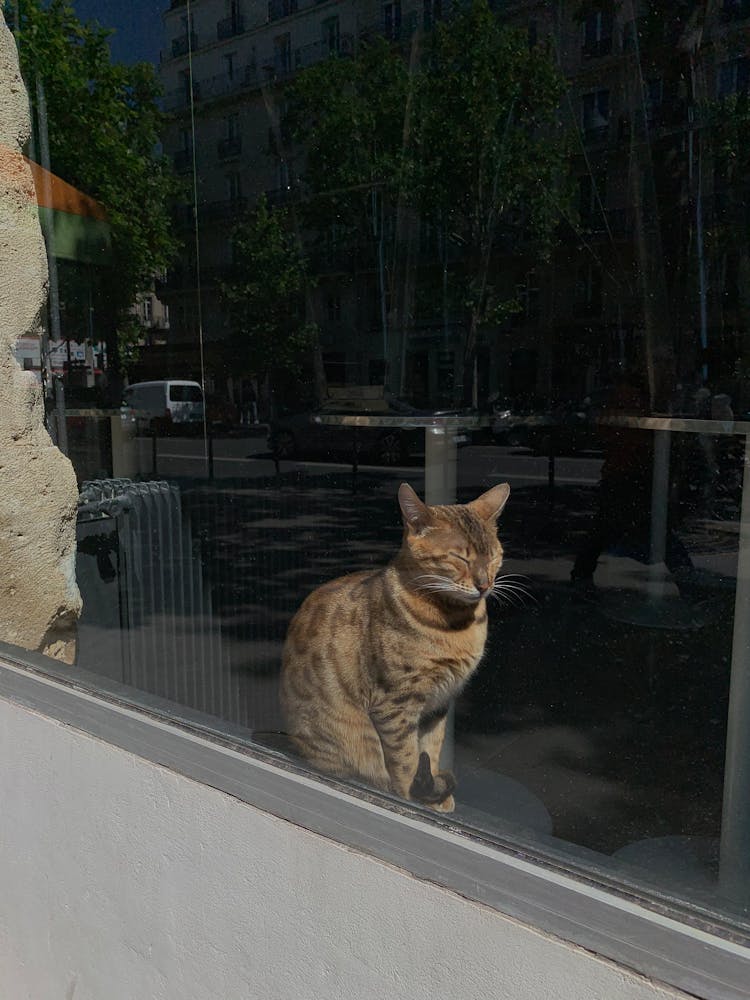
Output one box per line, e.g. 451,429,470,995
448,551,470,564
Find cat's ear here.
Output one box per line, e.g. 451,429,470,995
469,483,510,522
398,483,432,533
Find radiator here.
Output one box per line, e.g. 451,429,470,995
76,479,237,722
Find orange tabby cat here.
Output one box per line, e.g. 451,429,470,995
280,481,510,812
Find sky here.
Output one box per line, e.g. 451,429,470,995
73,0,165,66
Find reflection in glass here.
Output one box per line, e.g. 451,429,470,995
6,0,750,933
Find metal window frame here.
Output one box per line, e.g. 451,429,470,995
1,643,749,999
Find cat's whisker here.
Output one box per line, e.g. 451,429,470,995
494,588,522,608
494,582,534,599
492,581,537,605
495,583,534,598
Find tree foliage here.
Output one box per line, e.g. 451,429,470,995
285,36,411,235
415,1,568,391
8,0,179,336
284,0,569,403
222,196,316,382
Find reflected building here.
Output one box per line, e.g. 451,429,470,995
159,0,750,412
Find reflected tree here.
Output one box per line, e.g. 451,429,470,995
415,0,568,406
8,0,179,392
221,195,321,411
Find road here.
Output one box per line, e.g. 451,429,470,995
131,432,603,493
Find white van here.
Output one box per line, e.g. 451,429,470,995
122,380,204,434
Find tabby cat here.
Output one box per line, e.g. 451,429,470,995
280,481,510,812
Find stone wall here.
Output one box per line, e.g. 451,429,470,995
0,12,81,663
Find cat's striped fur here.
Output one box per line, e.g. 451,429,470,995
280,482,510,811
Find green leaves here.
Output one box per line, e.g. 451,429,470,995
286,36,411,232
11,0,180,320
221,196,316,378
283,0,569,402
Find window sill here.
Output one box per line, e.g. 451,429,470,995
1,642,749,1000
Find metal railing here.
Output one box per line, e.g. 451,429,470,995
171,32,198,58
217,15,245,39
268,0,298,22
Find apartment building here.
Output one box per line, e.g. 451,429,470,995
159,0,377,388
159,0,750,409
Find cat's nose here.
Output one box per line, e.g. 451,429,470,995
476,579,491,595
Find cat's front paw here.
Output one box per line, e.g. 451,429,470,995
431,794,455,813
410,752,456,806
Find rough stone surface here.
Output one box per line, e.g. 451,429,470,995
0,12,81,663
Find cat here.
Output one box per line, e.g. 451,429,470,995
280,481,510,812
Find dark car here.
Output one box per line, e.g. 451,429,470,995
268,397,474,466
493,392,609,455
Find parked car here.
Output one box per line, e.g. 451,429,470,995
121,380,204,435
492,392,609,455
269,397,475,466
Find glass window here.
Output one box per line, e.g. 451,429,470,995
169,383,204,402
5,0,750,970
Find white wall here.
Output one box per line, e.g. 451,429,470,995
0,694,690,1000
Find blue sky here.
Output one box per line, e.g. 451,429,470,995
73,0,165,65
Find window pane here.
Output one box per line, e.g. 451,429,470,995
4,0,750,952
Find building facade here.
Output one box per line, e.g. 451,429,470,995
159,0,750,412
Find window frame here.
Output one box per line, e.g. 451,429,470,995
1,641,749,1000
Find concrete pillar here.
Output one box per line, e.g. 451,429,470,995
0,12,81,663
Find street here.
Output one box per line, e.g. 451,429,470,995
132,432,604,493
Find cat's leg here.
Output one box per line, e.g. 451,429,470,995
296,704,393,793
410,752,455,813
417,706,456,814
418,705,449,772
370,702,454,810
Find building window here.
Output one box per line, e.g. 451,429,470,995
226,171,242,202
644,77,663,124
383,1,402,41
326,294,342,323
273,33,291,74
516,271,540,325
578,171,606,229
718,57,750,98
581,89,610,140
223,51,237,81
321,16,339,54
575,262,603,315
423,0,442,31
268,0,298,23
582,10,613,58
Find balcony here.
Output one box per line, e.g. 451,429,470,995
218,136,242,160
295,34,355,69
171,32,198,58
217,15,245,40
166,67,260,112
164,82,201,112
268,0,298,22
